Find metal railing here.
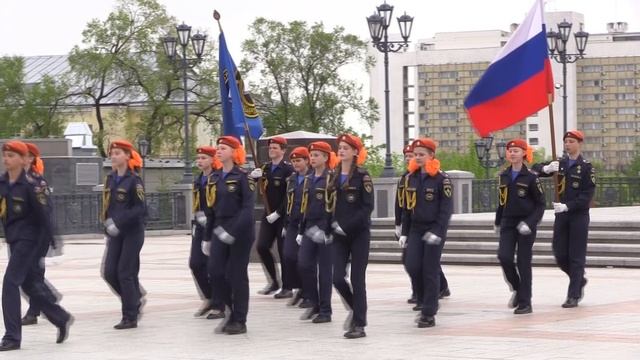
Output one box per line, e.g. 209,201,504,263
472,177,640,213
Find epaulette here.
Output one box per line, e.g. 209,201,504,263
25,172,37,185
356,166,368,175
237,166,248,174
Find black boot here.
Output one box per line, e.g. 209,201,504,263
21,314,38,326
114,318,138,330
0,340,20,351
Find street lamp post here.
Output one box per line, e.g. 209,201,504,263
162,24,207,184
474,136,506,179
546,20,589,135
366,2,414,177
137,137,149,187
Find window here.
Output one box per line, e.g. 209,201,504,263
438,99,458,106
619,150,636,158
615,93,636,100
581,122,604,130
529,138,539,145
418,100,426,107
616,122,638,129
439,112,458,120
438,85,458,92
441,126,459,133
615,64,636,71
528,124,539,131
470,70,484,77
581,80,601,86
439,71,458,79
617,136,636,143
581,65,603,72
580,94,602,101
583,151,604,159
419,113,429,120
617,78,637,86
582,108,603,115
584,136,603,144
418,72,428,80
419,127,429,135
616,108,637,115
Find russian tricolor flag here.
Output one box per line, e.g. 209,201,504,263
464,0,554,137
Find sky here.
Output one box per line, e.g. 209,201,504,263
1,0,639,134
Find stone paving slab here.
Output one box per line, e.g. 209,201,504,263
1,235,639,360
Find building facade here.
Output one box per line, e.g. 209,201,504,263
369,11,640,171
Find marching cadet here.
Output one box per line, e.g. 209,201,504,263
297,141,337,324
396,144,419,305
399,138,452,328
329,134,374,339
206,136,255,335
250,136,294,297
495,139,545,315
533,130,595,308
101,140,147,330
1,141,72,351
281,147,311,307
191,146,225,319
21,143,54,326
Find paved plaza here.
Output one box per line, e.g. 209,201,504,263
1,234,639,360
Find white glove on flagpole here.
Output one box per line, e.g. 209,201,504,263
250,168,263,179
542,161,560,174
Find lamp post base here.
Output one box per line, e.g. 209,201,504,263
381,165,396,178
181,172,193,184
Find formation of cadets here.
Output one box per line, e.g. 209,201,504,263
0,130,596,350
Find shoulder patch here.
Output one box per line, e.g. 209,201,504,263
248,178,256,192
535,177,544,194
443,179,452,198
136,183,145,201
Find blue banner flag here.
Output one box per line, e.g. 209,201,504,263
218,32,264,141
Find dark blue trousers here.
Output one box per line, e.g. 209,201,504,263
405,224,445,317
298,225,332,316
333,229,370,327
190,223,224,311
553,212,589,298
498,217,535,307
282,223,302,291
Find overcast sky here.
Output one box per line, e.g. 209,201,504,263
1,0,638,58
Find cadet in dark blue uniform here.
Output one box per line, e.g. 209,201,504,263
101,140,147,330
297,141,336,324
396,145,451,308
400,138,453,328
250,137,294,297
532,130,595,308
206,136,255,335
329,134,373,339
0,141,72,351
281,147,311,307
21,143,55,326
191,146,225,319
495,139,545,315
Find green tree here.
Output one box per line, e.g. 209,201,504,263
241,18,378,135
0,56,68,138
624,142,640,177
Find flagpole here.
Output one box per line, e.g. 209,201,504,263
547,94,560,202
214,10,272,214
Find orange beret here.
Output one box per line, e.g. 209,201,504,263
506,138,528,151
196,146,217,157
402,144,414,154
25,143,41,157
217,136,242,149
2,141,29,156
110,140,135,153
563,130,584,142
308,141,333,154
411,138,437,153
337,134,363,152
289,146,310,159
268,136,287,146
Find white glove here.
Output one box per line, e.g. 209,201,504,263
281,228,287,238
398,235,407,248
104,218,120,237
324,233,333,245
250,168,263,179
266,211,281,224
295,234,303,245
394,225,402,239
517,221,532,235
553,202,569,213
305,225,326,244
195,211,207,227
214,226,236,244
201,241,211,256
493,225,500,234
422,231,442,245
332,221,346,236
542,161,560,174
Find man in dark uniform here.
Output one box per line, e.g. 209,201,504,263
1,141,73,351
495,139,545,315
532,130,595,308
20,143,56,326
250,137,294,297
399,138,452,328
191,146,225,319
